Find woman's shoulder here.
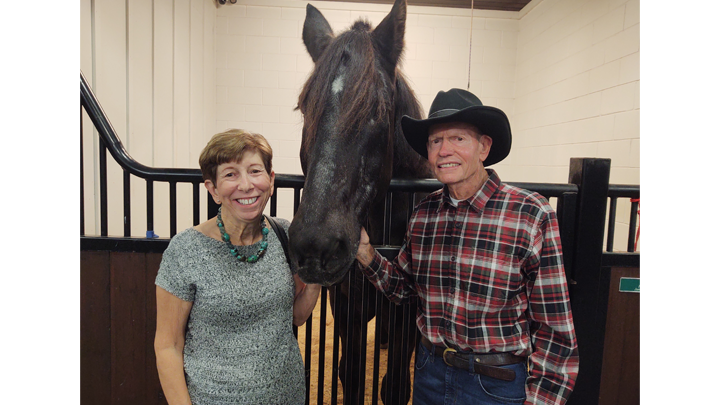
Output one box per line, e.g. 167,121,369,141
171,227,204,243
165,227,209,255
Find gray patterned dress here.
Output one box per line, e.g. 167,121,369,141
155,217,305,405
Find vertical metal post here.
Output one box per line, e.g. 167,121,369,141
557,192,578,297
146,180,154,237
606,197,617,252
270,186,278,216
565,158,611,405
193,182,200,226
169,182,177,237
317,288,328,405
80,106,85,236
99,142,108,237
304,308,313,405
123,170,131,237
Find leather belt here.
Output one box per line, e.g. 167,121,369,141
420,336,525,382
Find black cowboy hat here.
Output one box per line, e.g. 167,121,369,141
401,88,511,166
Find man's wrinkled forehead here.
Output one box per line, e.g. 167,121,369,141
428,121,482,140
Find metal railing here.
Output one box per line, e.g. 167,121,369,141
82,69,639,251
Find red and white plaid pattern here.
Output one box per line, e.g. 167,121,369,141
362,169,579,405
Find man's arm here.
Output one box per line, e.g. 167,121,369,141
524,214,579,405
356,227,417,304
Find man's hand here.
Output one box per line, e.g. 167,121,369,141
356,227,375,268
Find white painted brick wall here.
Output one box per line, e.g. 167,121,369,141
81,0,639,237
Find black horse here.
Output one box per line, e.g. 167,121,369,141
288,0,432,404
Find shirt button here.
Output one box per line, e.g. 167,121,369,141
455,222,462,228
450,256,456,262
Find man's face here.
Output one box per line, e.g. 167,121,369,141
427,122,492,199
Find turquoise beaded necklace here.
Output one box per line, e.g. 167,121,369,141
216,206,269,263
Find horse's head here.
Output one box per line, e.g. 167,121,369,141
289,0,409,286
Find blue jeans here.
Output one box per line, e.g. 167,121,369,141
412,341,528,405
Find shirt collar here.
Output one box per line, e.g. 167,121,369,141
439,169,501,213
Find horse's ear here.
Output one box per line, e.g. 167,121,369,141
302,4,334,63
371,0,406,71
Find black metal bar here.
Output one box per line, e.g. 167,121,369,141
385,302,397,405
169,182,177,237
556,192,578,297
357,277,370,404
146,180,154,237
317,288,328,405
304,308,313,405
81,236,170,253
344,273,356,405
383,192,392,245
331,286,340,405
371,288,383,405
601,252,640,268
80,105,85,236
387,177,577,198
81,72,201,183
99,141,108,237
123,170,131,237
607,184,640,198
193,182,200,226
628,200,639,252
565,158,611,405
293,188,302,214
270,186,278,217
606,197,617,252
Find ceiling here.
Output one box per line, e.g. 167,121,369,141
313,0,533,12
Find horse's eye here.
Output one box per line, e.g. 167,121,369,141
341,51,350,65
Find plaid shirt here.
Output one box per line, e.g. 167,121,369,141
361,169,579,405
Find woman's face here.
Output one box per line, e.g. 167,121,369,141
206,150,274,227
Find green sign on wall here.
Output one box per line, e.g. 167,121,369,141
619,277,640,293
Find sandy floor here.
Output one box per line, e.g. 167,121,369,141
297,290,415,405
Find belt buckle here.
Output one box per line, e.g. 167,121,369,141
442,347,456,366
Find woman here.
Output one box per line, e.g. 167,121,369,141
154,129,321,405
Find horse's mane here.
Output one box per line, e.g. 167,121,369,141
297,20,393,148
297,18,431,178
392,70,432,178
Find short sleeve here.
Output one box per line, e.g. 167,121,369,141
155,234,196,302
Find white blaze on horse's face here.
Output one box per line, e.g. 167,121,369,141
332,74,344,94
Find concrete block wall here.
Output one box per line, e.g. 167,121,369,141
509,0,639,185
80,0,639,246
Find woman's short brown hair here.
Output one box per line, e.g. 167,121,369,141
199,129,273,185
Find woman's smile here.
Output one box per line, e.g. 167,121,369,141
235,196,259,206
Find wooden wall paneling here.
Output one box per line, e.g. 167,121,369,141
81,251,112,404
598,267,640,405
145,253,167,404
110,252,149,403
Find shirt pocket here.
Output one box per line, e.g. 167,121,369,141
461,251,523,314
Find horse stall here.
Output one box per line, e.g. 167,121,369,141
80,70,639,405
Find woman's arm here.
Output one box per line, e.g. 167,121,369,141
155,286,194,405
292,275,322,326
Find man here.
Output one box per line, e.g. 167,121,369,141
355,88,579,405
